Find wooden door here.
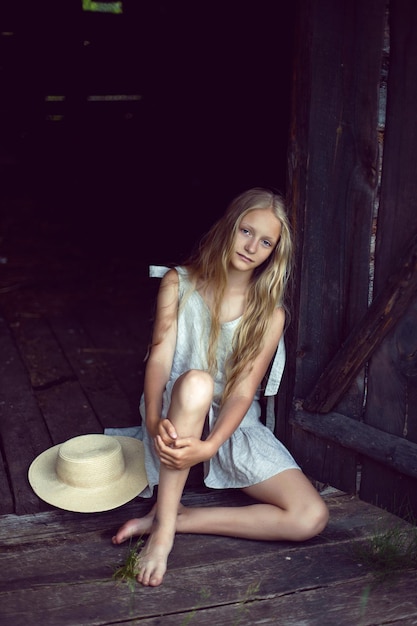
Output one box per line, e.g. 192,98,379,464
284,0,417,519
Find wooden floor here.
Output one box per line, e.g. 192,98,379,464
2,489,417,626
1,205,417,625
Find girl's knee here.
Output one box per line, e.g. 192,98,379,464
175,370,214,408
296,500,329,541
181,369,214,395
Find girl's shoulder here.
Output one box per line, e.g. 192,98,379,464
159,267,179,288
159,266,195,302
155,266,186,287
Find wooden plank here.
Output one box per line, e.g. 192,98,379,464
113,289,156,410
290,428,358,494
128,574,417,626
0,316,52,515
1,536,415,626
0,492,403,586
0,551,358,625
48,313,136,428
372,0,417,295
361,0,417,519
363,298,417,442
288,0,385,400
0,447,13,516
0,491,394,548
6,313,75,389
76,304,145,423
291,409,417,479
360,460,417,521
35,379,103,443
303,234,417,413
286,0,386,493
0,523,367,591
1,491,411,624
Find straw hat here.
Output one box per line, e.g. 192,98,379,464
28,434,148,513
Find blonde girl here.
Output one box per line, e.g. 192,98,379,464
113,188,329,586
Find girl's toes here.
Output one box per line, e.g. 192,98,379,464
111,519,141,544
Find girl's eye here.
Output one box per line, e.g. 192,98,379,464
262,240,272,248
241,228,251,236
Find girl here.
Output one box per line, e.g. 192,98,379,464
112,188,329,587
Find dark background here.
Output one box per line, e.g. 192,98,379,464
1,1,295,264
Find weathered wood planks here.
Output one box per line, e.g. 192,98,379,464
286,0,417,521
303,233,417,414
0,257,151,515
287,0,387,496
360,0,417,518
0,315,52,515
1,491,416,626
291,409,417,479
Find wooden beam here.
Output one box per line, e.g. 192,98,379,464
291,409,417,480
303,232,417,413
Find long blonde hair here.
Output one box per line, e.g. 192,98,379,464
186,187,293,402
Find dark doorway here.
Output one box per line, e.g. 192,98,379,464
2,1,295,263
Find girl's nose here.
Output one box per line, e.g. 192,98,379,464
245,239,257,254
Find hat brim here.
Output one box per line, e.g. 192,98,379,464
28,436,148,513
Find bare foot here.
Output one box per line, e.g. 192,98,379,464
112,504,186,545
112,506,156,544
136,526,174,587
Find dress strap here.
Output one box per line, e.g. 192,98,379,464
149,265,171,278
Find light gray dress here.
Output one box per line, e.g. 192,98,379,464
139,266,300,498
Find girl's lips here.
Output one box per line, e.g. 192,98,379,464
237,252,254,263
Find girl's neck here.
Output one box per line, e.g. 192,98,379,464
199,266,252,323
225,265,253,292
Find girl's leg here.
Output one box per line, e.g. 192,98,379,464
122,370,213,587
176,469,329,541
115,469,328,544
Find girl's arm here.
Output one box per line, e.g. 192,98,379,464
157,306,285,469
143,269,179,438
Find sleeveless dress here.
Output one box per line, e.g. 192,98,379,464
139,266,300,498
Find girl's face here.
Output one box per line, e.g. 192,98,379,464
231,208,282,273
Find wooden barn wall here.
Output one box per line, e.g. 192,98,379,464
360,0,417,518
287,0,417,519
286,0,387,492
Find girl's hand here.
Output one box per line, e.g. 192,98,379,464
154,435,214,470
146,418,177,442
157,418,178,446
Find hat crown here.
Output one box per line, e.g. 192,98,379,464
56,435,125,489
